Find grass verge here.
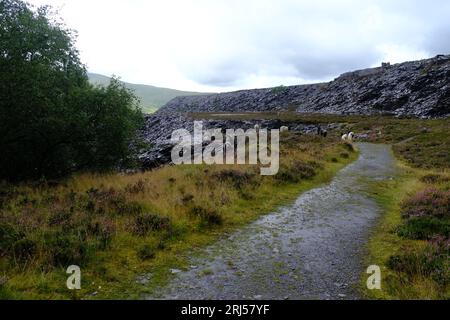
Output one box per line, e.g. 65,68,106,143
0,133,357,299
362,162,449,300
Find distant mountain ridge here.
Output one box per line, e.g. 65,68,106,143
88,73,209,114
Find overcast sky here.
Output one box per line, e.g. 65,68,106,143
29,0,450,92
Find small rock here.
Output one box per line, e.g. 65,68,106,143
253,295,263,300
170,269,182,274
136,275,151,285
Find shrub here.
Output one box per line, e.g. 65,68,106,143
212,170,256,189
132,213,171,236
387,239,449,286
87,218,116,250
85,188,143,216
292,161,317,178
137,245,156,261
397,217,449,240
276,166,300,183
48,210,73,227
125,180,146,194
401,188,450,220
114,200,144,216
44,232,91,266
12,238,37,262
190,206,223,227
420,174,450,184
181,194,195,203
276,161,316,183
342,142,354,152
0,222,25,257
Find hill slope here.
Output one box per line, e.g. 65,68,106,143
158,55,450,118
140,54,450,167
88,73,209,114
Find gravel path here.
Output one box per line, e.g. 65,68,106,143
147,143,398,300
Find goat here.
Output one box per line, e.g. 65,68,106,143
342,132,355,142
280,126,289,133
348,132,355,142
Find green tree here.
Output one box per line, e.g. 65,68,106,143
0,0,144,181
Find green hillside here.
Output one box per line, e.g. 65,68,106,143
88,73,208,114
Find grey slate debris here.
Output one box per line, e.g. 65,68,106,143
139,55,450,169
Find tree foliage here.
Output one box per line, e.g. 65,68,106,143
0,0,144,181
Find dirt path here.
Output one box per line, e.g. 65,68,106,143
147,143,398,300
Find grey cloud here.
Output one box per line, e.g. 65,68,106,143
175,0,450,87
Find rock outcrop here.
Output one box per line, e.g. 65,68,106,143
159,54,450,117
139,54,450,168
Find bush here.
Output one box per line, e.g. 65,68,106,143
181,194,195,203
125,180,146,194
48,210,73,227
85,188,143,216
397,217,449,240
276,161,316,183
342,142,355,152
132,213,171,236
292,161,318,177
87,218,116,250
137,245,156,261
276,166,300,183
401,188,450,220
12,238,37,262
190,206,223,227
212,170,256,189
0,222,25,257
420,174,450,184
44,231,91,266
387,239,449,286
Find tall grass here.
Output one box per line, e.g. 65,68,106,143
0,133,356,299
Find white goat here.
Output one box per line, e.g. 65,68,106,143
342,132,355,142
280,126,289,133
348,132,355,141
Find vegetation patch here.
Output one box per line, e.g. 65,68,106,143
0,133,356,299
363,163,450,300
387,238,449,288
